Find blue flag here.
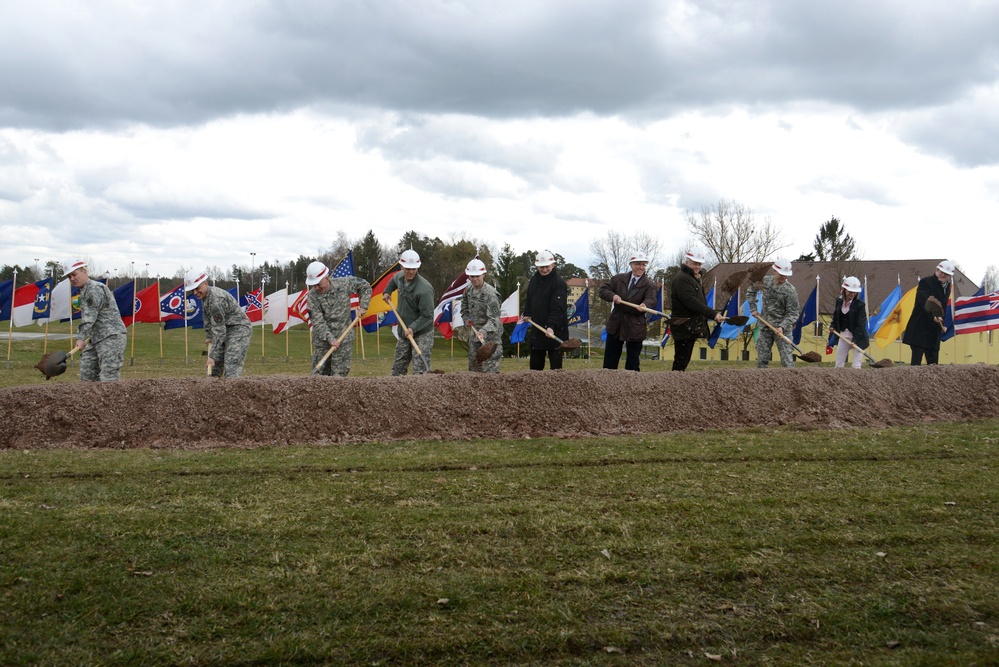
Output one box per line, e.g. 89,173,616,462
646,288,663,323
941,294,956,342
705,284,715,310
567,291,589,326
113,282,136,326
708,291,740,348
164,294,204,330
509,320,529,344
867,284,902,336
0,278,14,322
31,278,53,321
792,285,818,345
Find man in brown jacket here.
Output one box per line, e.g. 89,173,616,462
599,252,659,371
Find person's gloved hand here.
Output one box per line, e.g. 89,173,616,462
826,345,834,355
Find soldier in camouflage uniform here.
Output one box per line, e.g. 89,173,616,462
64,260,127,382
458,258,502,373
305,261,372,376
747,258,799,368
383,249,435,375
185,269,252,378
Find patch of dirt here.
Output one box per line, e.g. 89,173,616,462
2,365,998,450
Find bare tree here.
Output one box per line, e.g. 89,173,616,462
982,264,999,293
589,231,666,279
685,199,788,264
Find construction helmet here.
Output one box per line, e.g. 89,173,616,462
465,258,486,276
629,252,650,264
773,258,793,276
400,249,422,268
305,261,329,286
841,276,862,293
184,268,208,292
61,259,87,278
535,250,556,267
684,247,707,264
936,259,955,276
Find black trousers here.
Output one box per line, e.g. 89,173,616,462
530,348,563,370
603,332,642,371
910,345,939,366
672,338,696,371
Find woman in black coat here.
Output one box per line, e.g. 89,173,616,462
901,260,953,365
522,251,569,370
668,248,722,371
828,276,869,368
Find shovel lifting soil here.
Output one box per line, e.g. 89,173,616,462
747,262,774,284
524,319,582,352
35,342,87,380
926,296,948,331
718,315,749,327
754,314,822,363
719,270,749,294
829,329,893,368
468,323,498,364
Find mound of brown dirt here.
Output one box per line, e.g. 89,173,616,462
2,365,998,450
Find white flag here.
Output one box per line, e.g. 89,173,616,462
263,288,288,330
500,287,519,324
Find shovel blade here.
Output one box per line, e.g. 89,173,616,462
35,350,69,380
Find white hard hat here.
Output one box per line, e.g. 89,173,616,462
773,258,793,276
305,261,329,286
184,268,208,292
841,276,862,293
62,259,87,278
629,252,649,264
936,259,955,276
684,247,707,264
400,249,422,269
465,258,486,276
534,250,556,267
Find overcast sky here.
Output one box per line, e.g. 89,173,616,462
2,0,997,289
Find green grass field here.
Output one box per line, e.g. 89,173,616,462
2,422,998,665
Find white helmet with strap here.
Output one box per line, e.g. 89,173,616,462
184,268,208,292
465,258,486,276
841,276,862,293
305,261,329,286
936,259,955,276
400,249,422,268
773,258,793,276
534,250,556,267
684,247,707,264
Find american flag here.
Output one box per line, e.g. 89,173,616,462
332,251,355,278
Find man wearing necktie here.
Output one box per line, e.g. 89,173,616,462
598,252,660,371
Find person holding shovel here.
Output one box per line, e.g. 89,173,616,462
306,261,372,377
902,259,954,366
185,269,252,378
63,259,127,382
522,250,569,370
382,249,435,375
458,258,503,373
669,247,723,372
828,276,869,369
748,258,799,368
599,252,659,371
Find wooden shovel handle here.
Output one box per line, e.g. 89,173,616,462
525,318,565,345
754,314,805,355
386,299,422,356
618,300,668,318
311,311,359,373
829,329,877,364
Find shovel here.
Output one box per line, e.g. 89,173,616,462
524,319,582,351
718,315,749,326
754,314,822,363
386,299,430,367
310,317,360,375
829,329,893,368
926,296,947,332
618,300,694,328
35,341,87,380
468,323,498,364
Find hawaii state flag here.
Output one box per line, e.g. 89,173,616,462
953,291,999,335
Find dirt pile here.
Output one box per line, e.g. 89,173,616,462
2,365,998,450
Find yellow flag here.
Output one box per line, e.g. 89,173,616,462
874,286,917,348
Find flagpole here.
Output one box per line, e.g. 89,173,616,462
130,275,137,366
356,309,365,364
950,278,957,364
157,278,164,364
5,268,16,368
587,280,592,363
814,275,820,356
260,276,267,363
285,282,290,363
183,279,190,365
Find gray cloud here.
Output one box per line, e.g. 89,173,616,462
897,93,999,168
2,1,997,131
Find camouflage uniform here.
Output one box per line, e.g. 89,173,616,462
458,282,502,373
77,279,127,382
203,286,252,378
748,274,799,368
384,272,435,375
308,276,372,376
